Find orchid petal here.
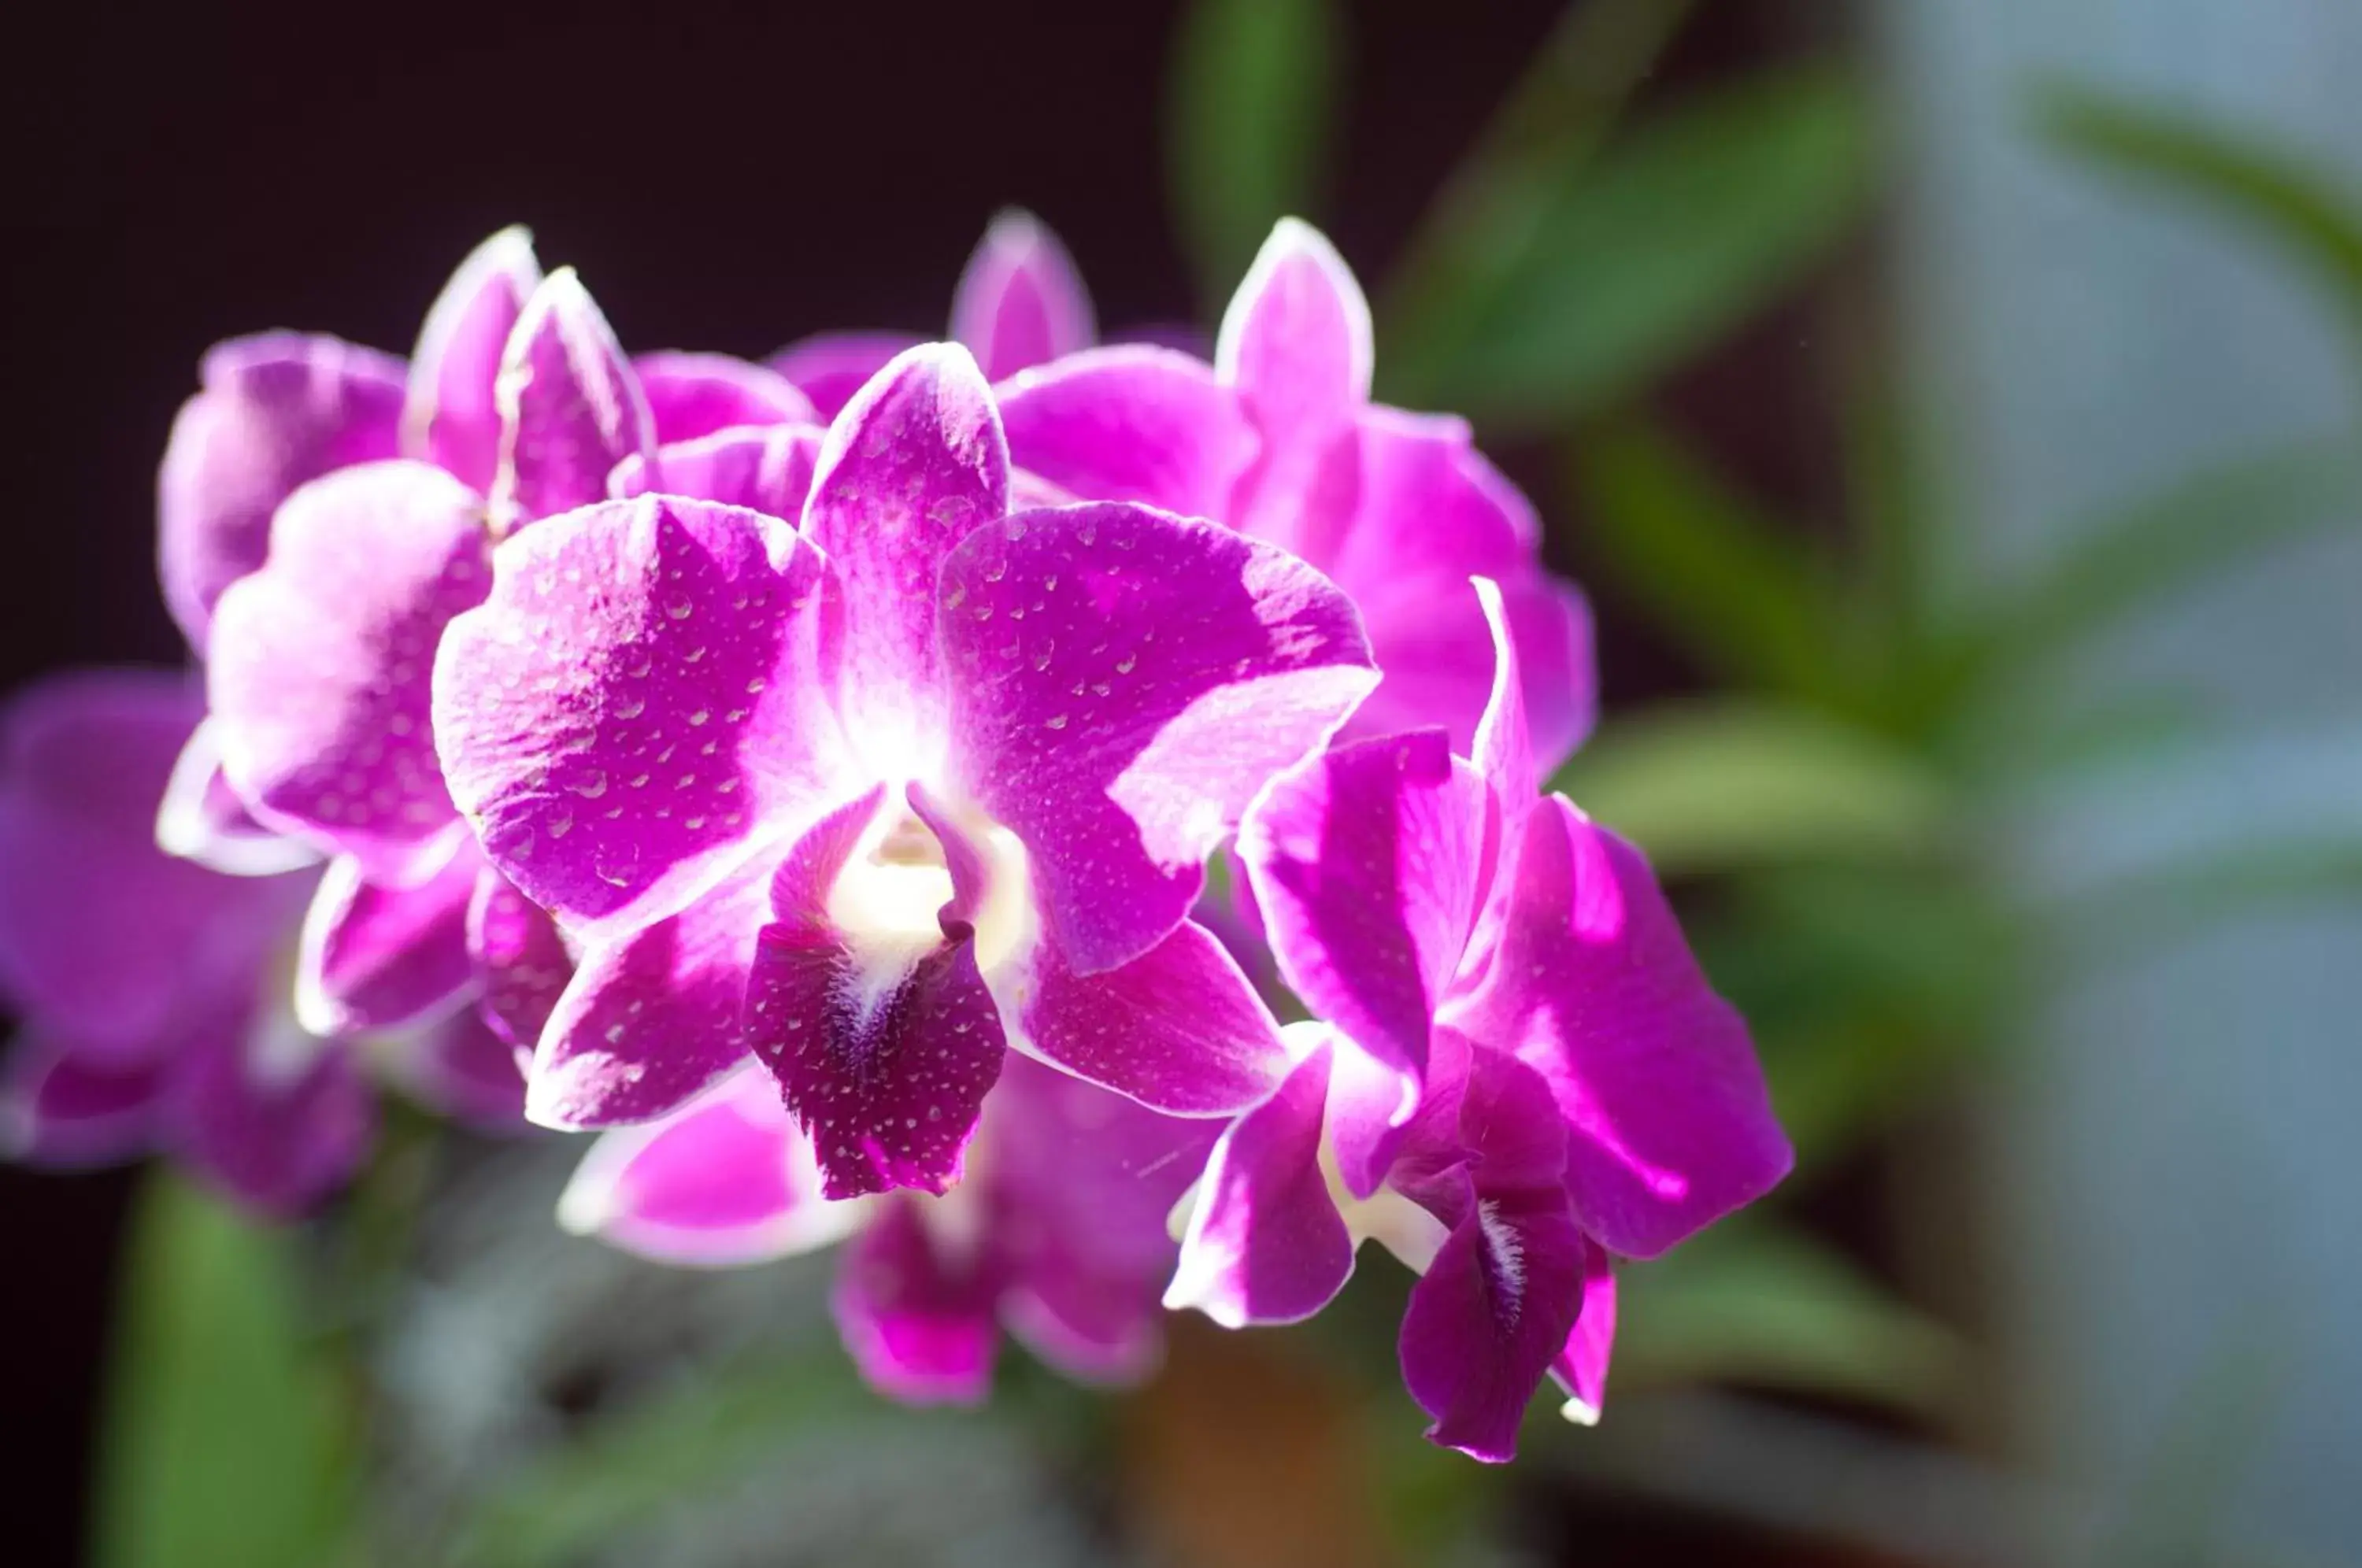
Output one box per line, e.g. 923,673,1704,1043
633,351,817,442
802,344,1008,775
1551,1243,1617,1425
996,346,1257,520
525,860,770,1130
387,1011,528,1130
467,866,572,1052
1446,799,1791,1258
2,1038,163,1167
560,1068,862,1267
766,331,924,421
832,1197,999,1405
950,209,1097,382
434,494,847,938
402,226,541,494
489,269,657,531
1239,728,1486,1095
941,502,1378,974
156,718,318,877
609,423,827,521
1009,919,1287,1115
158,333,406,649
207,460,487,881
172,1014,374,1219
294,841,476,1035
1167,1040,1353,1326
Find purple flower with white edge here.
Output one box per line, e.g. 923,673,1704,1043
1167,581,1790,1461
559,1051,1215,1400
998,219,1594,771
770,209,1096,417
0,670,521,1215
432,342,1379,1198
196,248,699,1054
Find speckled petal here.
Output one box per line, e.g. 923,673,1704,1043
158,333,407,650
633,352,817,443
609,423,827,520
996,346,1257,520
489,270,657,531
1238,728,1486,1095
559,1067,863,1267
940,502,1378,975
1444,799,1792,1259
951,209,1096,382
433,494,848,939
766,331,924,421
294,841,476,1035
832,1197,999,1405
525,860,771,1130
1167,1041,1353,1326
802,344,1008,777
468,865,573,1051
207,460,488,881
1010,919,1286,1115
402,226,541,494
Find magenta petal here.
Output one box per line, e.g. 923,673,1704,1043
1218,220,1373,438
1550,1242,1617,1424
951,209,1097,383
1398,1182,1586,1463
467,866,572,1052
766,331,924,421
527,864,769,1130
206,460,487,879
295,842,476,1035
943,502,1378,975
1014,919,1286,1115
2,1040,163,1168
158,333,407,649
833,1198,999,1405
1168,1041,1353,1326
389,1011,528,1130
171,1020,375,1219
633,351,818,443
403,226,541,494
433,494,847,938
1239,729,1485,1093
609,423,827,521
489,270,657,531
561,1068,855,1266
0,671,298,1063
996,346,1257,520
156,719,318,878
1447,799,1792,1259
802,344,1008,771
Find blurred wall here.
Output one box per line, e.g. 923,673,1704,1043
1882,3,2362,1562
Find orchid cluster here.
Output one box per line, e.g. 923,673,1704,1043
0,213,1788,1459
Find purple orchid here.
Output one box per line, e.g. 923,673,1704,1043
560,1051,1215,1400
995,219,1594,771
769,209,1097,418
180,231,796,1061
1166,582,1790,1461
431,342,1379,1199
0,670,520,1215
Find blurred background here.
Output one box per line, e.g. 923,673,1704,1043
5,1,2359,1563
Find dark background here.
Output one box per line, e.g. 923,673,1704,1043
0,2,1840,1559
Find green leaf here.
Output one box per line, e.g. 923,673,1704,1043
1551,701,1952,877
2033,83,2362,350
1165,0,1341,312
1570,416,1850,700
1383,65,1875,428
1616,1222,1966,1418
93,1174,354,1568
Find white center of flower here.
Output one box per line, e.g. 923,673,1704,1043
822,793,1038,1010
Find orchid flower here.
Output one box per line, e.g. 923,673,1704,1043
560,1051,1216,1400
770,209,1097,417
186,234,784,1056
0,671,520,1214
996,219,1594,771
1167,582,1790,1461
431,342,1379,1198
